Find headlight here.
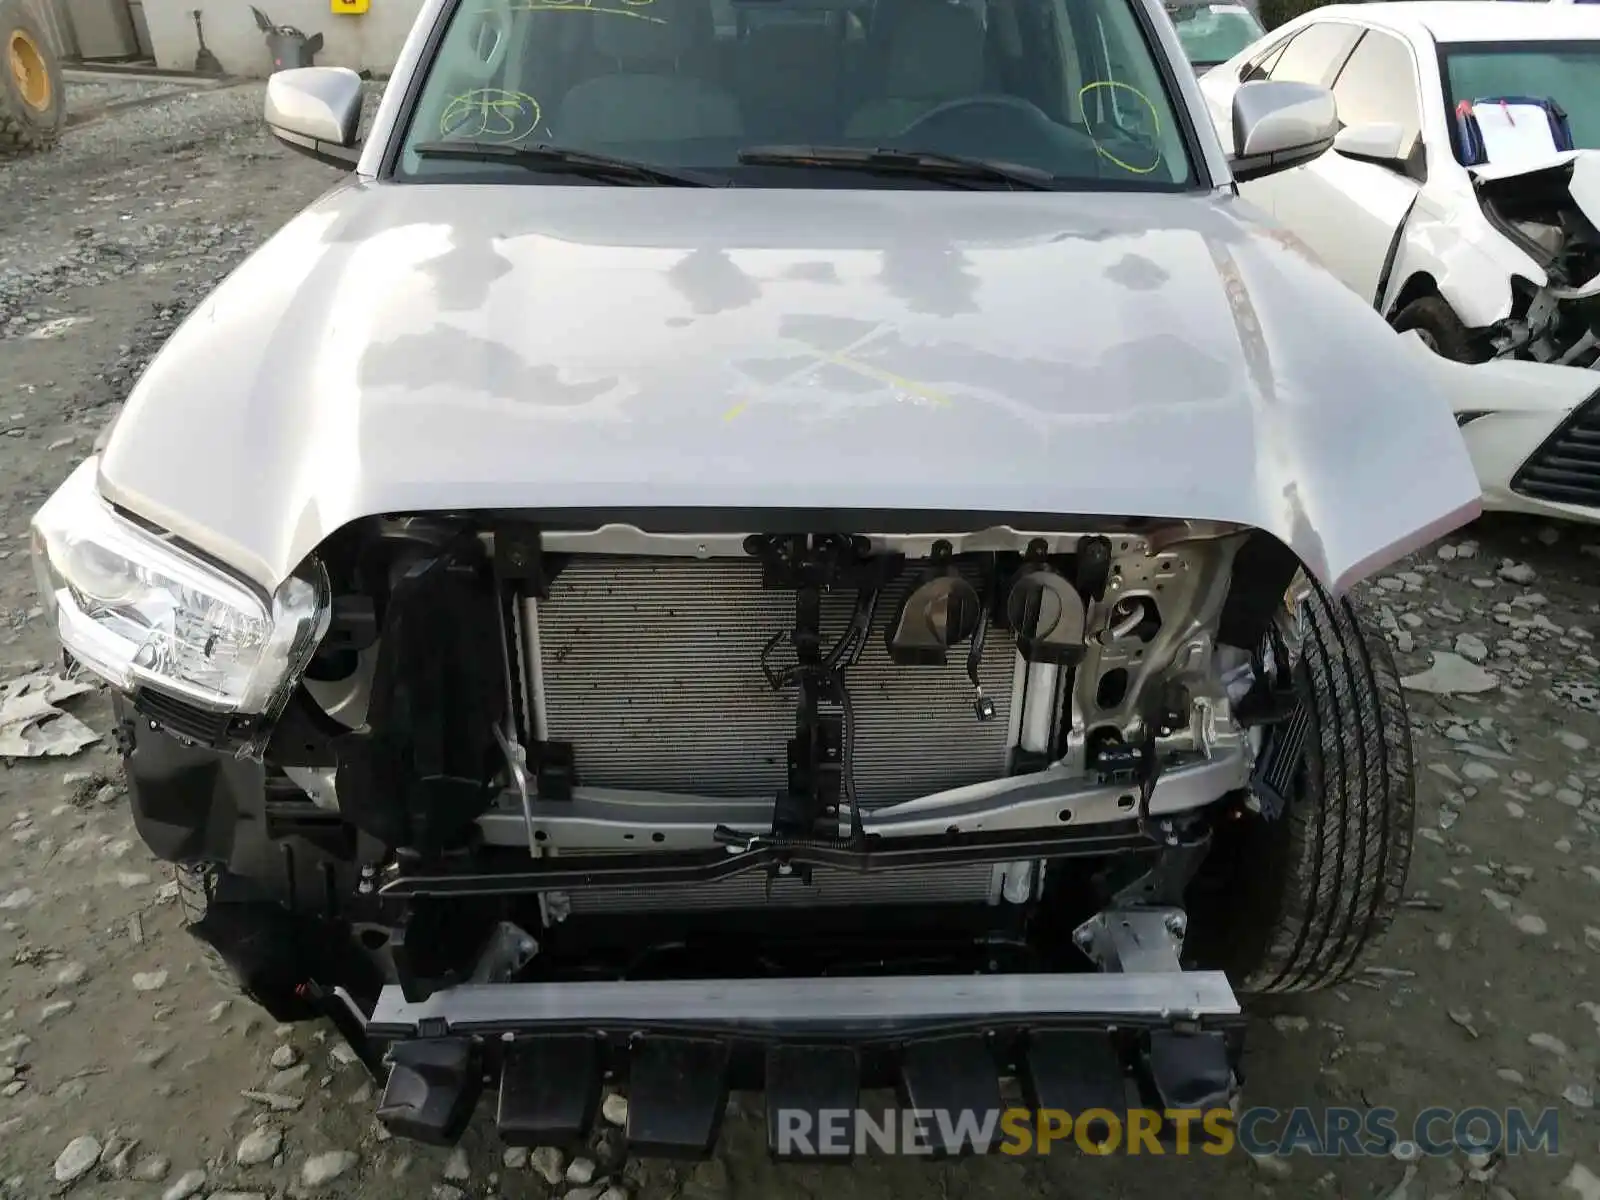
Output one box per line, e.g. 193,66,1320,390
29,459,328,720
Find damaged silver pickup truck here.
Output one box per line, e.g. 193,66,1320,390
33,0,1485,1163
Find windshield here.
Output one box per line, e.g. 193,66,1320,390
1167,2,1262,69
1441,41,1600,157
396,0,1195,188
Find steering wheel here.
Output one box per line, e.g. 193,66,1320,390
455,0,513,83
899,94,1058,138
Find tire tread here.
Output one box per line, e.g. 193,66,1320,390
1240,582,1415,994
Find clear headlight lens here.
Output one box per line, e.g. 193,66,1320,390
29,459,328,718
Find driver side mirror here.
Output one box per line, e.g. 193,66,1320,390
1227,80,1337,183
265,66,363,169
1333,121,1418,173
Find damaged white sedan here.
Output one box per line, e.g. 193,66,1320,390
1201,2,1600,519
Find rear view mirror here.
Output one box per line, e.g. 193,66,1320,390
1334,121,1417,172
1228,80,1337,183
264,66,363,169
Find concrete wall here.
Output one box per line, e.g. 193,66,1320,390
143,0,424,77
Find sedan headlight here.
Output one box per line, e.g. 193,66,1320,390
29,459,328,721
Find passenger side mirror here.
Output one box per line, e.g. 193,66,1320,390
264,66,363,169
1227,80,1338,184
1333,121,1416,171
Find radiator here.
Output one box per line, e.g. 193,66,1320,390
532,557,1019,808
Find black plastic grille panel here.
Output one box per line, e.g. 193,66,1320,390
1511,390,1600,509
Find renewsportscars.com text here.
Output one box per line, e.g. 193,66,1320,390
773,1106,1562,1157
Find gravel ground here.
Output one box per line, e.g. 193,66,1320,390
3,81,1600,1200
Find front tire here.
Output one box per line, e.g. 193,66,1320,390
1392,295,1484,363
175,865,254,1005
1188,582,1415,995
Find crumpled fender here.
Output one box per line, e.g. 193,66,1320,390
1381,195,1547,328
1383,150,1600,327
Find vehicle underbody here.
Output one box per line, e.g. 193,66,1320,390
113,514,1408,1157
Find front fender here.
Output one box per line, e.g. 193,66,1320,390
1382,197,1547,327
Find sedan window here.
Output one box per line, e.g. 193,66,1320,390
1167,1,1266,71
1441,40,1600,155
1331,30,1421,142
1266,20,1362,86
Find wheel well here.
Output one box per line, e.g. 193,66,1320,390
1384,272,1439,322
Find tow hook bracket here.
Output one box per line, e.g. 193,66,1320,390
1072,906,1186,974
625,1036,729,1158
375,1037,482,1146
498,1035,601,1147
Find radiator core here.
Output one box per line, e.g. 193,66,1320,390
532,556,1019,808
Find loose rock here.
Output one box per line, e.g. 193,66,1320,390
234,1125,282,1166
1530,1032,1570,1057
53,1135,102,1184
132,1153,172,1181
1562,1162,1600,1200
530,1146,565,1185
301,1150,358,1187
602,1091,629,1127
161,1170,207,1200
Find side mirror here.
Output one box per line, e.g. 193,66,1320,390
1333,121,1416,171
1228,80,1337,184
264,66,363,169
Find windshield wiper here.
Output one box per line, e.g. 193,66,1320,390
736,145,1058,190
411,141,724,187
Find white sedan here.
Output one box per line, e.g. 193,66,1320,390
1199,2,1600,523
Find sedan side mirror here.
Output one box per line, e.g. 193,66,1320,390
264,66,363,169
1228,80,1338,183
1333,121,1418,172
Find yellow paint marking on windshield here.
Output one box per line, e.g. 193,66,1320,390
440,89,542,141
1079,81,1164,175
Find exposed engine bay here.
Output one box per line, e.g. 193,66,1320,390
1475,153,1600,366
122,516,1307,1003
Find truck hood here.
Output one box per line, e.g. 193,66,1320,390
97,182,1480,593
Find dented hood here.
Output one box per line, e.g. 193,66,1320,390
96,183,1480,593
